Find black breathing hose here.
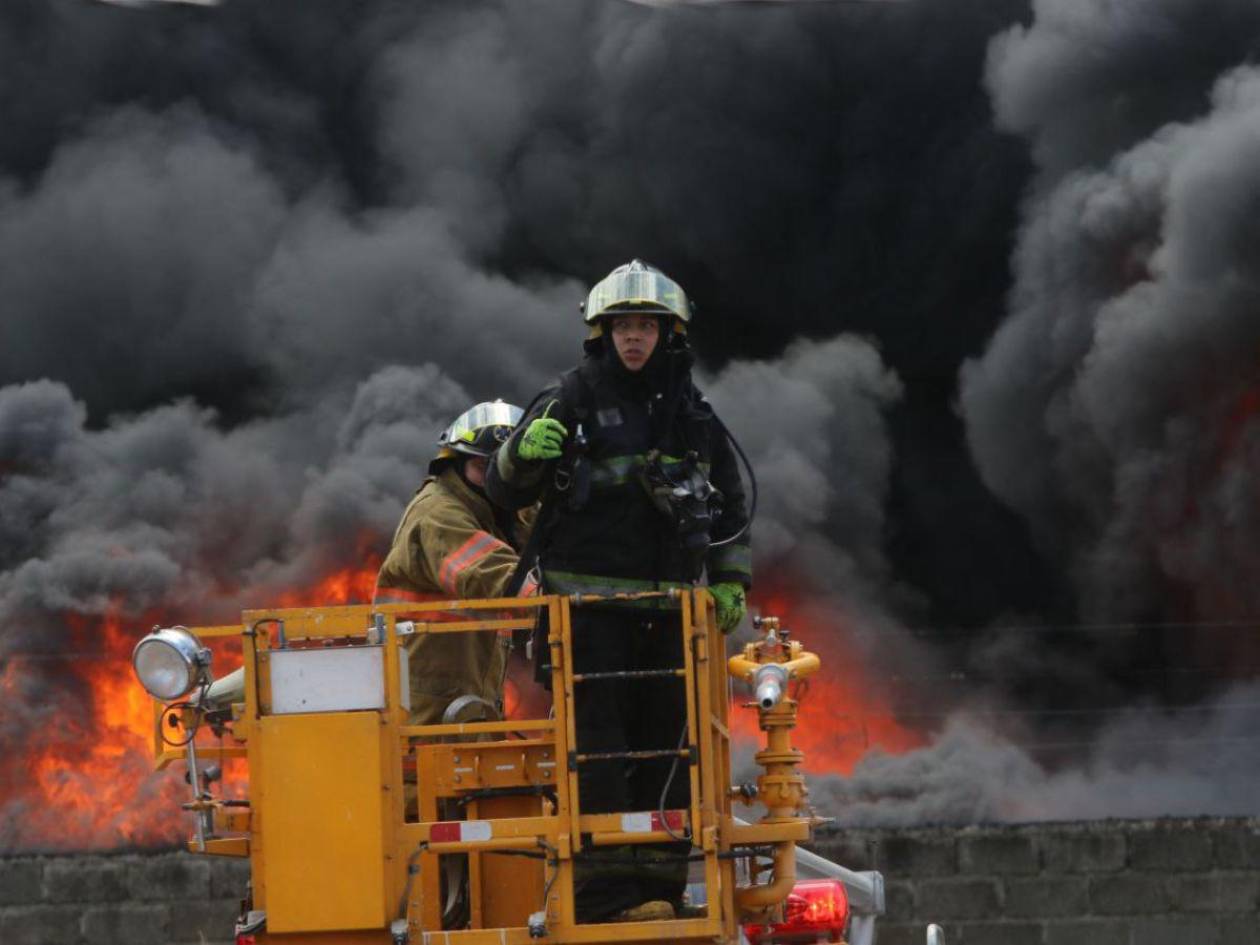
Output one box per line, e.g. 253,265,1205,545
707,413,757,549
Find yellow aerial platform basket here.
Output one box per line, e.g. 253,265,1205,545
139,590,830,945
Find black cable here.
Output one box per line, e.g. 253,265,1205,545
573,850,708,865
707,413,757,549
160,673,212,748
455,786,558,807
658,719,692,842
396,844,425,924
540,855,560,913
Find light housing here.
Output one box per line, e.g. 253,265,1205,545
743,878,850,943
132,627,212,701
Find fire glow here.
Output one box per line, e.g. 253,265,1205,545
1,566,921,852
1,608,184,852
734,591,924,777
0,559,381,854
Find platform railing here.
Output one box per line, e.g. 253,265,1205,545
150,589,815,944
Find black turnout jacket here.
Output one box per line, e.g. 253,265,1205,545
486,337,751,597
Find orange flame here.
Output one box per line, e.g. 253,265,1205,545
273,558,380,609
4,556,925,852
1,557,381,853
1,609,185,851
732,590,924,777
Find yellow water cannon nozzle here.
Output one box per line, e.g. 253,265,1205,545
726,617,819,820
726,615,823,917
728,616,821,714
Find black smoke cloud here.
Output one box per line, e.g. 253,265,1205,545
730,0,1260,828
817,680,1260,826
0,108,286,412
964,3,1260,632
0,0,1033,618
705,337,903,592
0,0,1029,847
4,0,1260,842
373,0,1030,375
0,363,484,849
829,0,1260,828
0,366,472,651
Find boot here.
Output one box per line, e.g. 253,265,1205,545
611,900,675,923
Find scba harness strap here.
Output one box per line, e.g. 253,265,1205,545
504,370,591,596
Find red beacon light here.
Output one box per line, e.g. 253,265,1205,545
743,878,850,943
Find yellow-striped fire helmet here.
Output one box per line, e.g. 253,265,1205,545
582,260,692,339
432,400,524,466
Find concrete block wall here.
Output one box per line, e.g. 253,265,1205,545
811,817,1260,945
0,852,248,945
0,818,1256,944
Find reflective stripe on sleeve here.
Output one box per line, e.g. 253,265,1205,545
496,436,547,488
587,454,711,489
707,542,752,578
438,531,511,596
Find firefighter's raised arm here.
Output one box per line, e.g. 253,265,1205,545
486,386,573,509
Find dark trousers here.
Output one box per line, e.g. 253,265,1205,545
570,608,692,922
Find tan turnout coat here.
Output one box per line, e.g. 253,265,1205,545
375,467,530,724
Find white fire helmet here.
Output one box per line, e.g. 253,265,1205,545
582,260,692,337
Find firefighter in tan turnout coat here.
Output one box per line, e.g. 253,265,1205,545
375,401,532,725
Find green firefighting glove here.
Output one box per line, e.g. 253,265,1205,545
517,402,568,461
710,582,747,634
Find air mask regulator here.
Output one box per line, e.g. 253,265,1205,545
639,449,721,557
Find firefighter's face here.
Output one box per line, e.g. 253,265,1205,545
463,455,488,487
610,315,660,372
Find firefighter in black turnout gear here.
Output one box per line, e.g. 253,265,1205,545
486,260,752,924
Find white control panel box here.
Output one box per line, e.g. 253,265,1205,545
269,644,411,715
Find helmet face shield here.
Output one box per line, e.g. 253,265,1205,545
438,400,524,459
584,260,691,327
